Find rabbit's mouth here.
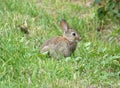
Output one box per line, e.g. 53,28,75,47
75,37,81,42
63,35,81,43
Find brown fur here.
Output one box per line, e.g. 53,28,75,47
40,20,81,59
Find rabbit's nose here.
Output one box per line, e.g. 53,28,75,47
75,37,81,42
79,37,82,41
76,37,81,41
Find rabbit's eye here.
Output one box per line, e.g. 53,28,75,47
72,32,76,36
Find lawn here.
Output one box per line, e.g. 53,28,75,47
0,0,120,88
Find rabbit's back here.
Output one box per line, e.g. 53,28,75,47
40,36,77,58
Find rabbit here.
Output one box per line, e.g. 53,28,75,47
40,19,81,59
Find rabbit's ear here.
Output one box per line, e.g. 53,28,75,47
60,19,68,32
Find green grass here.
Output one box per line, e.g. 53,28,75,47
0,0,120,88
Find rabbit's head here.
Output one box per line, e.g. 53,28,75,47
60,20,81,43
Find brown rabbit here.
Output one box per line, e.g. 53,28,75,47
40,19,81,59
